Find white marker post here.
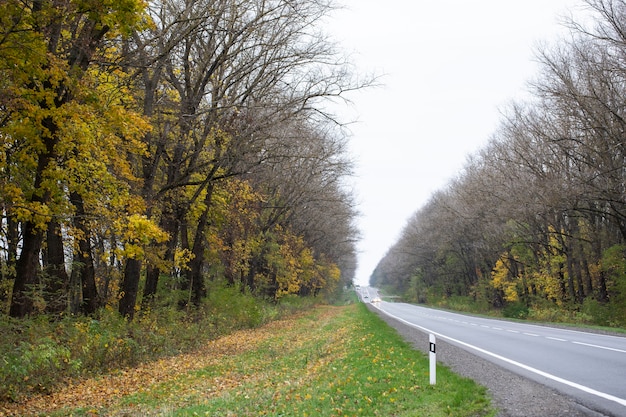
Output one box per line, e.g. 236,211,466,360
429,333,436,385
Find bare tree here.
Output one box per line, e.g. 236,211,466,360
117,0,365,315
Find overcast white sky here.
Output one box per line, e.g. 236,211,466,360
326,1,584,285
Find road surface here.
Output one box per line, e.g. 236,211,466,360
359,287,626,417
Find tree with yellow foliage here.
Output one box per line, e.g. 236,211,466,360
1,0,149,317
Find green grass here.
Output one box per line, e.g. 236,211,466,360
0,282,322,403
50,303,495,417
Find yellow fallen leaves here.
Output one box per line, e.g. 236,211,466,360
0,311,315,417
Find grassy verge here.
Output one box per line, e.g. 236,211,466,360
4,302,495,416
0,283,323,403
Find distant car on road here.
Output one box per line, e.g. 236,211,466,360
372,297,381,303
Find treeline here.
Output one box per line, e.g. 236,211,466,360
372,0,626,327
0,0,363,320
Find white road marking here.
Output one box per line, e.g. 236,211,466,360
373,304,626,409
572,341,626,354
547,337,567,342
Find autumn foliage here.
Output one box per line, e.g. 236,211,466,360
0,0,361,404
372,0,626,327
0,0,360,319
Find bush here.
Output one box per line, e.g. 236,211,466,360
276,293,317,313
435,296,481,314
71,308,145,371
0,283,324,403
0,337,81,402
527,306,572,323
502,302,529,319
580,298,623,327
204,282,269,332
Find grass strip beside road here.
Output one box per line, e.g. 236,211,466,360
6,303,495,416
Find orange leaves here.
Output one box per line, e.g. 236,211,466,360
0,304,495,416
0,313,301,416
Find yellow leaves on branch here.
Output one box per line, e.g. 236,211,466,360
263,226,342,299
490,255,519,303
174,248,194,271
116,214,169,260
0,32,151,226
12,202,53,232
490,236,569,305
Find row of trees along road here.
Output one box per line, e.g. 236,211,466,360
372,0,626,327
0,0,367,319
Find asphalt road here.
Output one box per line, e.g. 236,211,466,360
359,287,626,417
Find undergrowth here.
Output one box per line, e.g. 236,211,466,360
0,282,318,402
2,302,495,417
411,294,626,331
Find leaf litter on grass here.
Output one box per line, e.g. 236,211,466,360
0,304,494,417
0,307,340,417
0,319,278,415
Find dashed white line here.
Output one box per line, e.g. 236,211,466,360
374,305,626,409
547,337,567,342
416,308,626,354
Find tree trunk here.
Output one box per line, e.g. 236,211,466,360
143,202,180,303
69,257,82,314
581,257,593,300
79,244,98,315
186,183,215,307
1,210,19,304
44,220,69,314
119,258,142,319
9,222,44,317
565,250,577,303
70,191,99,315
5,210,18,276
143,265,160,304
597,270,609,303
9,114,56,318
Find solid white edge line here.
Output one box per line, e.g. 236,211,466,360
572,341,626,354
372,303,626,409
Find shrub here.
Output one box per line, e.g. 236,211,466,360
204,283,265,331
527,306,572,323
0,282,323,402
435,296,479,314
0,338,81,401
502,302,529,319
